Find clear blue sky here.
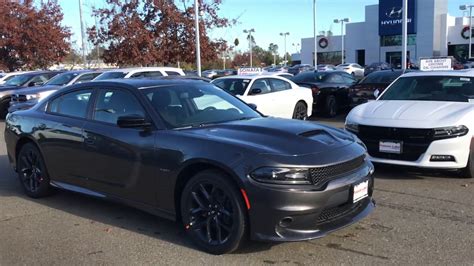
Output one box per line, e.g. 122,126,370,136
60,0,471,56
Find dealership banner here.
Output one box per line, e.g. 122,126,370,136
379,0,416,36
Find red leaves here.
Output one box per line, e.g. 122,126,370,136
89,0,233,67
0,1,71,71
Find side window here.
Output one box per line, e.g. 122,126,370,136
93,89,146,125
165,71,181,76
49,90,93,119
342,73,356,84
130,72,146,78
145,71,163,78
250,79,272,94
327,74,345,83
30,74,50,85
269,78,291,92
74,73,99,84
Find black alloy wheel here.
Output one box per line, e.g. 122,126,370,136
181,170,247,254
292,101,308,120
17,143,52,198
325,95,338,118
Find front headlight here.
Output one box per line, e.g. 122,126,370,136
25,94,40,101
433,125,469,140
250,167,311,185
345,123,359,133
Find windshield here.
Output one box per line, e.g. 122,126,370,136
380,76,474,102
360,71,401,84
142,84,260,128
211,78,250,96
4,74,34,86
291,72,328,83
95,71,127,80
46,72,80,85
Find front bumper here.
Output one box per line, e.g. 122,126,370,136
244,161,375,242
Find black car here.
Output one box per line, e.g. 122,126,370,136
4,79,374,254
288,64,314,76
291,71,357,117
0,71,63,118
349,69,414,106
364,62,391,76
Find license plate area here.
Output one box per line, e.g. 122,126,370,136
379,140,403,154
352,179,369,203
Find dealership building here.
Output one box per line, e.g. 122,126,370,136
296,0,474,67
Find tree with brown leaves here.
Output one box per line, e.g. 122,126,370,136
0,1,71,71
89,0,232,67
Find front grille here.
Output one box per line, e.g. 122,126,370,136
11,94,27,103
357,125,434,161
316,198,369,224
309,156,365,188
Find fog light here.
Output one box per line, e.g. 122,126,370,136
430,155,455,162
279,217,293,228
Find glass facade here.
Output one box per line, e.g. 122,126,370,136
313,51,343,65
380,34,417,47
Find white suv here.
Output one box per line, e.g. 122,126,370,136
345,70,474,178
95,67,185,81
336,63,364,77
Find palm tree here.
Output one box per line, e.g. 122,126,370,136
268,43,279,65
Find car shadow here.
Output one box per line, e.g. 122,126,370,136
0,155,275,254
373,163,462,180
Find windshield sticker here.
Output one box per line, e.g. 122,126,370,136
460,77,470,82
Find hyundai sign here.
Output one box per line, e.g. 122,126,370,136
379,0,416,36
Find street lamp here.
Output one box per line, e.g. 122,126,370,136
313,0,317,67
194,0,201,76
333,18,350,64
280,32,290,66
460,4,474,59
292,43,300,53
243,28,255,67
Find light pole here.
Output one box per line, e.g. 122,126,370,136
280,32,290,66
460,4,474,59
313,0,317,67
78,0,87,68
334,18,350,64
243,29,255,67
292,43,300,53
402,0,408,70
194,0,201,76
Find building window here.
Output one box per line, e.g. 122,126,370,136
313,51,342,65
380,34,416,47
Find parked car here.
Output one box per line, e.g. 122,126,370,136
94,67,185,81
317,64,337,71
202,69,219,79
212,75,313,120
288,64,314,76
0,71,34,85
346,70,474,178
290,71,357,117
349,69,414,107
272,72,294,79
0,71,63,118
4,78,374,254
213,69,237,79
9,70,103,113
364,62,391,76
336,63,365,77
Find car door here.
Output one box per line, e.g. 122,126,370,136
268,78,296,118
240,78,275,116
81,87,157,203
40,89,94,187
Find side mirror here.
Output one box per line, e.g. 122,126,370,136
117,115,151,129
250,88,262,95
374,89,380,99
248,103,257,110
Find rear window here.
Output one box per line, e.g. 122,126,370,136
95,72,128,80
291,72,328,83
165,71,182,76
361,71,402,84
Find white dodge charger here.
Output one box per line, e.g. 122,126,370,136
345,70,474,178
212,75,313,120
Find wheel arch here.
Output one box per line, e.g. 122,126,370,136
14,136,40,171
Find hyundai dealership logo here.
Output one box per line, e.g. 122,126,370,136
385,7,402,19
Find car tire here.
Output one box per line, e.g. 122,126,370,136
325,95,338,117
292,101,308,120
180,170,247,255
17,143,53,198
461,152,474,178
0,98,9,119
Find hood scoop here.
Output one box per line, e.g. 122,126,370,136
299,129,326,137
299,129,340,146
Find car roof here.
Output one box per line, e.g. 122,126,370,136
84,77,210,90
401,69,474,78
102,67,183,73
213,74,287,80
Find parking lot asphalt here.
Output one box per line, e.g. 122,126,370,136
1,118,473,265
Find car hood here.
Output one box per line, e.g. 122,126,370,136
348,100,474,128
13,84,61,95
181,117,358,156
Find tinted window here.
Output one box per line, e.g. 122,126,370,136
250,79,272,94
269,78,291,92
361,71,402,84
326,74,345,83
46,72,79,85
95,72,128,81
342,74,356,84
291,72,328,83
130,71,163,78
49,90,92,118
165,71,181,76
380,76,474,102
212,78,250,96
29,74,51,85
74,73,101,84
93,89,145,124
143,84,260,128
4,74,35,86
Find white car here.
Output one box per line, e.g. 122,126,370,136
336,63,364,77
345,70,474,178
0,71,34,85
211,75,313,120
95,67,185,80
